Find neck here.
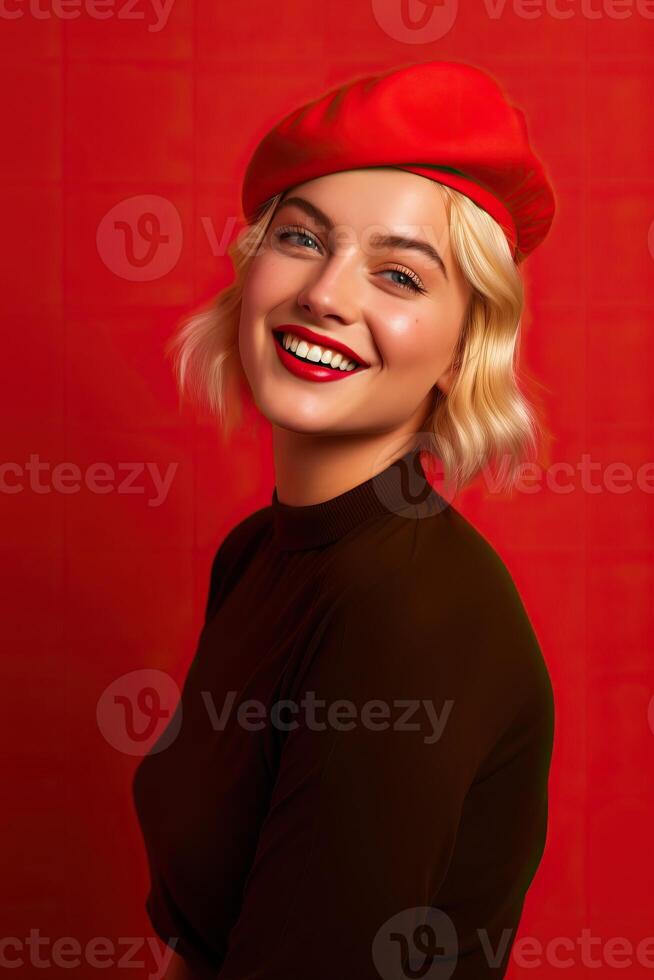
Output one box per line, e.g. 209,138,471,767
271,426,426,508
271,389,438,507
270,439,445,551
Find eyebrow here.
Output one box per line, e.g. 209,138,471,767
275,194,449,281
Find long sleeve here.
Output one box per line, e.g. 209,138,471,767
215,562,555,979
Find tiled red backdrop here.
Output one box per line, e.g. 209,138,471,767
2,2,653,977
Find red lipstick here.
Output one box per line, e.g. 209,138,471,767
273,324,369,368
272,327,369,384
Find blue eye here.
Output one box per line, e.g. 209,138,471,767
380,268,425,294
274,225,321,251
273,223,426,295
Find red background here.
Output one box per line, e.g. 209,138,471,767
3,2,654,977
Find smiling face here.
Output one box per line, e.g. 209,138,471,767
238,168,472,439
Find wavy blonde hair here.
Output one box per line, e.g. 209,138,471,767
166,182,546,498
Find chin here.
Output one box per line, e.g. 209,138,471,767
260,405,338,435
251,389,349,435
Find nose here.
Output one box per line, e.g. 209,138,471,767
296,253,360,326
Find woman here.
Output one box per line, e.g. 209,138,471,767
133,61,556,979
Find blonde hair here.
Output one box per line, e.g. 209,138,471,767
166,182,546,498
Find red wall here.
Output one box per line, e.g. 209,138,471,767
3,2,654,977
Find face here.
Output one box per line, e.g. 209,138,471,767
238,168,472,438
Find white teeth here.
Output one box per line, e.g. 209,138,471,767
280,332,360,371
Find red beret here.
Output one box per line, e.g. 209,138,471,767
241,61,556,262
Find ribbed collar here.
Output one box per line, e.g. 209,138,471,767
271,445,448,551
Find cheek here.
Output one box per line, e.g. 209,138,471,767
374,308,455,372
240,257,273,320
241,250,302,319
238,261,272,366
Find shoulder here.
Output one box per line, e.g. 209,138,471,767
327,502,553,731
330,500,531,631
204,505,273,619
211,504,273,569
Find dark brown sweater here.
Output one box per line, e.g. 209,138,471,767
132,446,554,978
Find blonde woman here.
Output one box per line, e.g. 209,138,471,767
133,61,556,979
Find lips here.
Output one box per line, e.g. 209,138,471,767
273,324,369,368
272,332,367,383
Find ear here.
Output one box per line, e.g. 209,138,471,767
436,361,457,395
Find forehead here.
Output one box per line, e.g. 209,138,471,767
277,168,450,243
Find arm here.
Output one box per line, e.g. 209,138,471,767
137,509,273,979
214,573,554,979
